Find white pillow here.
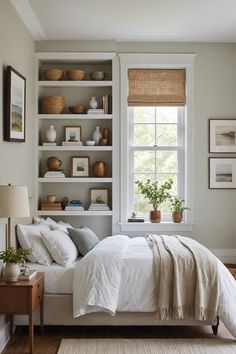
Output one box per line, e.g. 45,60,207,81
51,221,73,234
17,223,53,265
41,229,78,267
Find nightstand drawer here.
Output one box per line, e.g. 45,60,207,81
0,287,29,313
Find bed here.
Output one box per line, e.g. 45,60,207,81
13,222,236,338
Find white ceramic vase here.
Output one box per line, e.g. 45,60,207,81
92,126,102,145
46,125,57,142
89,97,98,109
4,263,20,282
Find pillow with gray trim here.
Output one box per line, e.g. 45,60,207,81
67,226,99,256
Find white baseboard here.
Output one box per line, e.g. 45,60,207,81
0,321,9,353
211,249,236,264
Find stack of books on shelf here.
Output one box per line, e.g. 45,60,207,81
62,141,83,146
102,95,112,114
88,203,110,211
41,202,62,211
87,108,105,115
43,142,57,146
44,170,65,178
65,202,84,211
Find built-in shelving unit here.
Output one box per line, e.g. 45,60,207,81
35,52,119,235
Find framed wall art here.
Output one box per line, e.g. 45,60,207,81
71,156,89,177
209,119,236,153
90,189,108,204
209,157,236,189
64,126,81,142
4,66,26,142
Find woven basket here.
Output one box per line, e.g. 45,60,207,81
43,69,64,81
41,96,65,114
67,70,86,81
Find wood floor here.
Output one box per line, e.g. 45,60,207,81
2,322,234,354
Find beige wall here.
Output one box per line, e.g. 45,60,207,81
0,0,35,218
36,40,236,249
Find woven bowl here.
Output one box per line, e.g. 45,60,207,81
41,96,65,114
69,106,86,114
67,69,86,81
43,69,64,81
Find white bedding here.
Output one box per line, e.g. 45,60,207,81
27,259,81,294
73,235,236,338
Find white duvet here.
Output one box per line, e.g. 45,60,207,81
73,235,236,337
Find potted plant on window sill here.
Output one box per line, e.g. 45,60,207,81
135,179,173,223
170,196,190,223
0,247,31,282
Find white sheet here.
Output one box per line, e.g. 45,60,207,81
27,259,81,294
73,235,236,338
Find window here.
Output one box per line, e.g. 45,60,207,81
129,106,184,221
119,54,195,231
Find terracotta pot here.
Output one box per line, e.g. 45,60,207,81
172,211,183,223
46,157,62,171
150,210,161,223
92,161,107,177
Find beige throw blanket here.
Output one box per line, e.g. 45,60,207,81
145,234,219,323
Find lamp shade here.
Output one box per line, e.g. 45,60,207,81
0,185,30,217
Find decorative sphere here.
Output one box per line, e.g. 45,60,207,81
46,157,62,171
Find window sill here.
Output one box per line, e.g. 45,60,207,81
119,222,195,232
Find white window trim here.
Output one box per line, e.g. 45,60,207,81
119,53,196,232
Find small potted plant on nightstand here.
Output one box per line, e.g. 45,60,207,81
170,196,190,223
0,247,31,282
135,178,173,223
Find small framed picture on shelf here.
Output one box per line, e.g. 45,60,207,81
4,66,26,142
90,188,108,204
209,119,236,153
64,126,81,142
209,157,236,189
71,156,89,177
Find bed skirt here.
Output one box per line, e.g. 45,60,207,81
14,294,215,327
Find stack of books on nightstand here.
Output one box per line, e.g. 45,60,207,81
18,269,38,280
88,203,110,211
65,202,84,211
41,202,62,211
44,170,65,178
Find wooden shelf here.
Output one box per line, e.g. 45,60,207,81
37,81,113,87
38,146,113,151
37,210,113,216
38,177,113,183
37,114,112,120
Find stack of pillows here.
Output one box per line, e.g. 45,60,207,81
16,217,100,267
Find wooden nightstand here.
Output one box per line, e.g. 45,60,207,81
224,263,236,279
0,272,44,354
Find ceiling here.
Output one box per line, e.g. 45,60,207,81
10,0,236,42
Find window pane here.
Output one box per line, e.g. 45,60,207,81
156,107,178,123
156,151,178,173
157,124,177,146
134,151,155,173
133,107,155,123
134,124,155,146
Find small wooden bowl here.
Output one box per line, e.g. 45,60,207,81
69,106,85,114
43,69,63,81
67,70,86,81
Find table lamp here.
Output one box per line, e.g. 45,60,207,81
0,184,30,248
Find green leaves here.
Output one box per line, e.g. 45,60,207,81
135,178,173,211
170,196,190,212
0,247,31,264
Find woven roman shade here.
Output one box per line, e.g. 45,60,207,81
128,69,186,106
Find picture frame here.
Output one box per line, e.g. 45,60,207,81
64,126,81,142
209,157,236,189
90,188,108,204
71,156,89,177
209,119,236,153
4,66,26,142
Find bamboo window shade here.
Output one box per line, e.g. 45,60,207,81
128,69,186,106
